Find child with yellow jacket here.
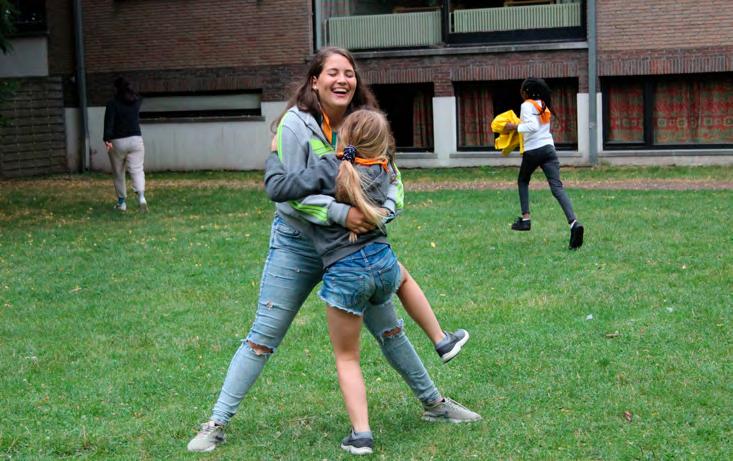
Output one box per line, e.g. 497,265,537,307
501,77,584,250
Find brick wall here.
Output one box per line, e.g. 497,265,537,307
0,78,67,177
46,0,75,76
357,50,588,96
597,0,733,76
82,0,312,73
598,0,733,51
82,61,309,105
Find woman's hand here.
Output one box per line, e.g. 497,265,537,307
270,134,277,152
345,207,376,234
502,123,517,134
104,141,113,152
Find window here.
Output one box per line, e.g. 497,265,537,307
371,83,434,151
10,0,46,34
139,91,261,120
456,78,577,150
603,74,733,148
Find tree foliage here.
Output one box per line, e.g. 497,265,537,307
0,0,17,127
1,0,16,54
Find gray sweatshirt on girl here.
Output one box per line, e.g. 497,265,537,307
265,106,400,266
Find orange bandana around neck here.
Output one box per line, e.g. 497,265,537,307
528,99,551,124
321,111,334,146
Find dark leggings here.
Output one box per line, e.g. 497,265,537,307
518,144,576,223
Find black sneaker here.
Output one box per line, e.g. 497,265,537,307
435,329,470,363
511,217,531,231
569,220,584,249
341,430,373,455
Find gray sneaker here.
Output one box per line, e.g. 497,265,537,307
187,421,225,452
422,397,482,423
435,329,470,363
340,429,374,455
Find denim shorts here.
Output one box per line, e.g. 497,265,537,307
318,243,401,316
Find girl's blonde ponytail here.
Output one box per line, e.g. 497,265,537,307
335,109,394,242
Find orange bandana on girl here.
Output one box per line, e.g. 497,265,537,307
528,99,551,124
338,145,390,172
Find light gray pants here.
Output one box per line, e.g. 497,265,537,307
109,135,145,199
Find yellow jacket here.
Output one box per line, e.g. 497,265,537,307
490,110,524,156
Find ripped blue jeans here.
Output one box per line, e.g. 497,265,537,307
211,216,440,424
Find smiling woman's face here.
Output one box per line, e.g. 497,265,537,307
312,53,357,117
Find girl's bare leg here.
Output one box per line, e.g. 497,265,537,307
327,306,370,432
396,263,445,345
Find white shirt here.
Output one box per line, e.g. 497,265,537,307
516,99,554,151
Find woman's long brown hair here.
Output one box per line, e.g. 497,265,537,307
273,47,379,131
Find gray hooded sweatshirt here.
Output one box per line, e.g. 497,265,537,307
266,106,403,266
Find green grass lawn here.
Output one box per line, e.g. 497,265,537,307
1,167,731,460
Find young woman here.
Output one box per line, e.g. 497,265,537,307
187,47,480,454
269,109,424,453
265,109,475,454
503,77,584,249
103,77,148,212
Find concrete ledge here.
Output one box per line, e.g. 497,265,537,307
352,41,588,60
141,115,265,124
398,152,439,160
451,150,583,158
601,149,733,157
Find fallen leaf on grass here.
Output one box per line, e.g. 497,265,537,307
430,242,436,248
624,410,633,422
585,314,594,321
605,331,620,338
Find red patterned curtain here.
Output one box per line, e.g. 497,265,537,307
606,82,644,143
653,78,733,145
412,90,434,148
552,81,578,144
458,85,493,147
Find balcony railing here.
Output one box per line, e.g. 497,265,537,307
327,10,441,50
453,3,582,33
324,2,583,50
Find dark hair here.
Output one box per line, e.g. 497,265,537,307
274,47,378,130
114,77,138,104
521,77,552,114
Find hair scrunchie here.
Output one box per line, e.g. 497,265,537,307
341,145,357,163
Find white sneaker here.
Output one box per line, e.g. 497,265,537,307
187,421,225,452
114,201,127,212
138,197,148,213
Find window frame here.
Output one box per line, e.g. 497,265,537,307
455,78,579,152
444,0,587,46
602,74,733,150
138,90,262,121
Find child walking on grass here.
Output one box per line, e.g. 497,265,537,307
266,109,479,455
503,77,585,249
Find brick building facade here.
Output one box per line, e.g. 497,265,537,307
1,0,731,177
